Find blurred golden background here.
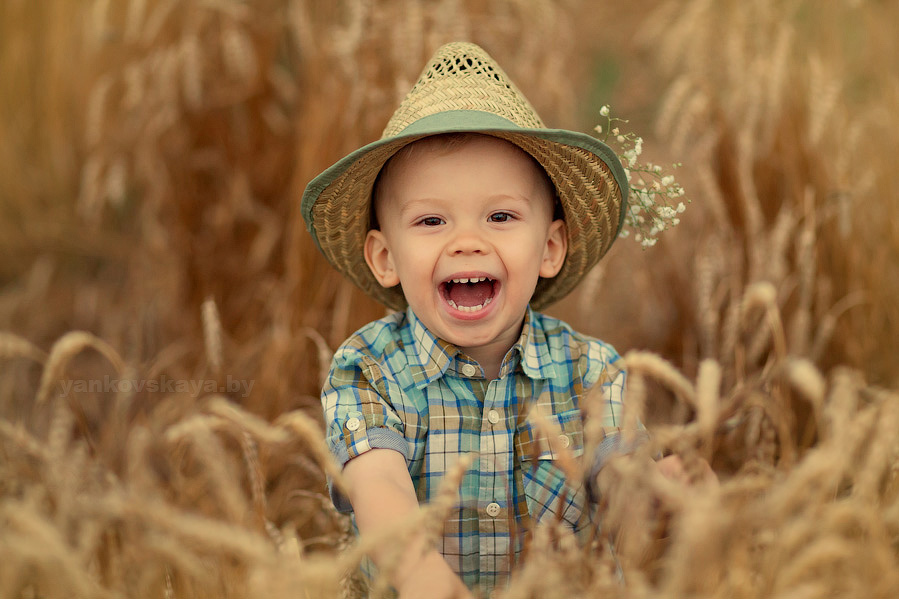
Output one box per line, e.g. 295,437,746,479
1,1,897,597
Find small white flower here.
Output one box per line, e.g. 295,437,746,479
595,109,687,249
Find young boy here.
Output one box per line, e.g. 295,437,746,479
303,42,638,598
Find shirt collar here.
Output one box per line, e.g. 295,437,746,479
404,306,558,387
515,306,558,381
406,308,456,388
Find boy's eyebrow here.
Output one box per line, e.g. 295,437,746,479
482,193,546,212
486,193,532,205
402,194,534,209
396,197,444,218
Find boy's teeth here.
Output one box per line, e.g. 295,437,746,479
450,276,488,284
447,297,493,312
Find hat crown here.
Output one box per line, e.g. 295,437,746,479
382,42,545,138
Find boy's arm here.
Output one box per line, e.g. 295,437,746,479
343,448,472,599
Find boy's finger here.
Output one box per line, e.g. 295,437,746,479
656,455,688,483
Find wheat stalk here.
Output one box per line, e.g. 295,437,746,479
274,409,350,499
623,351,697,407
85,490,276,564
695,359,721,448
35,331,125,404
0,419,50,460
299,327,334,389
0,331,47,363
1,499,112,598
201,297,224,375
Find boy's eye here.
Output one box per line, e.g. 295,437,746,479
419,216,444,226
488,212,513,223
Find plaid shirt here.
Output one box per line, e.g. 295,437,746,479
322,307,625,596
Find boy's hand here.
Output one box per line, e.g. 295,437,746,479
395,550,473,599
656,454,718,487
593,452,719,563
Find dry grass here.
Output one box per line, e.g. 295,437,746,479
1,0,897,597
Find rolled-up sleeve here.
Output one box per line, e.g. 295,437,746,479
322,347,411,512
581,342,653,502
583,340,626,431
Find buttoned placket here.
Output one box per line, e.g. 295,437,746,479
477,375,513,593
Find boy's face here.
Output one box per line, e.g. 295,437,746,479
364,135,567,363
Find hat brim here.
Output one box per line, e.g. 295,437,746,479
301,110,628,311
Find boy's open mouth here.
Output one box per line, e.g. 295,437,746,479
440,276,497,313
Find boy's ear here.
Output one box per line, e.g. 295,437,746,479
364,229,401,288
539,219,568,278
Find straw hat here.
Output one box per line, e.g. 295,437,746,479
301,41,628,311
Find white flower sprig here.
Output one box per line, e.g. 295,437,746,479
596,105,687,248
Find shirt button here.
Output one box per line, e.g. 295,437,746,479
345,417,361,431
461,363,477,377
487,409,500,424
557,434,571,448
485,502,501,517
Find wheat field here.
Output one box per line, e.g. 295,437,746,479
1,0,897,597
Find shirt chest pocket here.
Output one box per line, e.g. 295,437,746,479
516,408,589,531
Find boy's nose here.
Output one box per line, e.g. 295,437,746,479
447,228,487,255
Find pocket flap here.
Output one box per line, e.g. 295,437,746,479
517,408,584,461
